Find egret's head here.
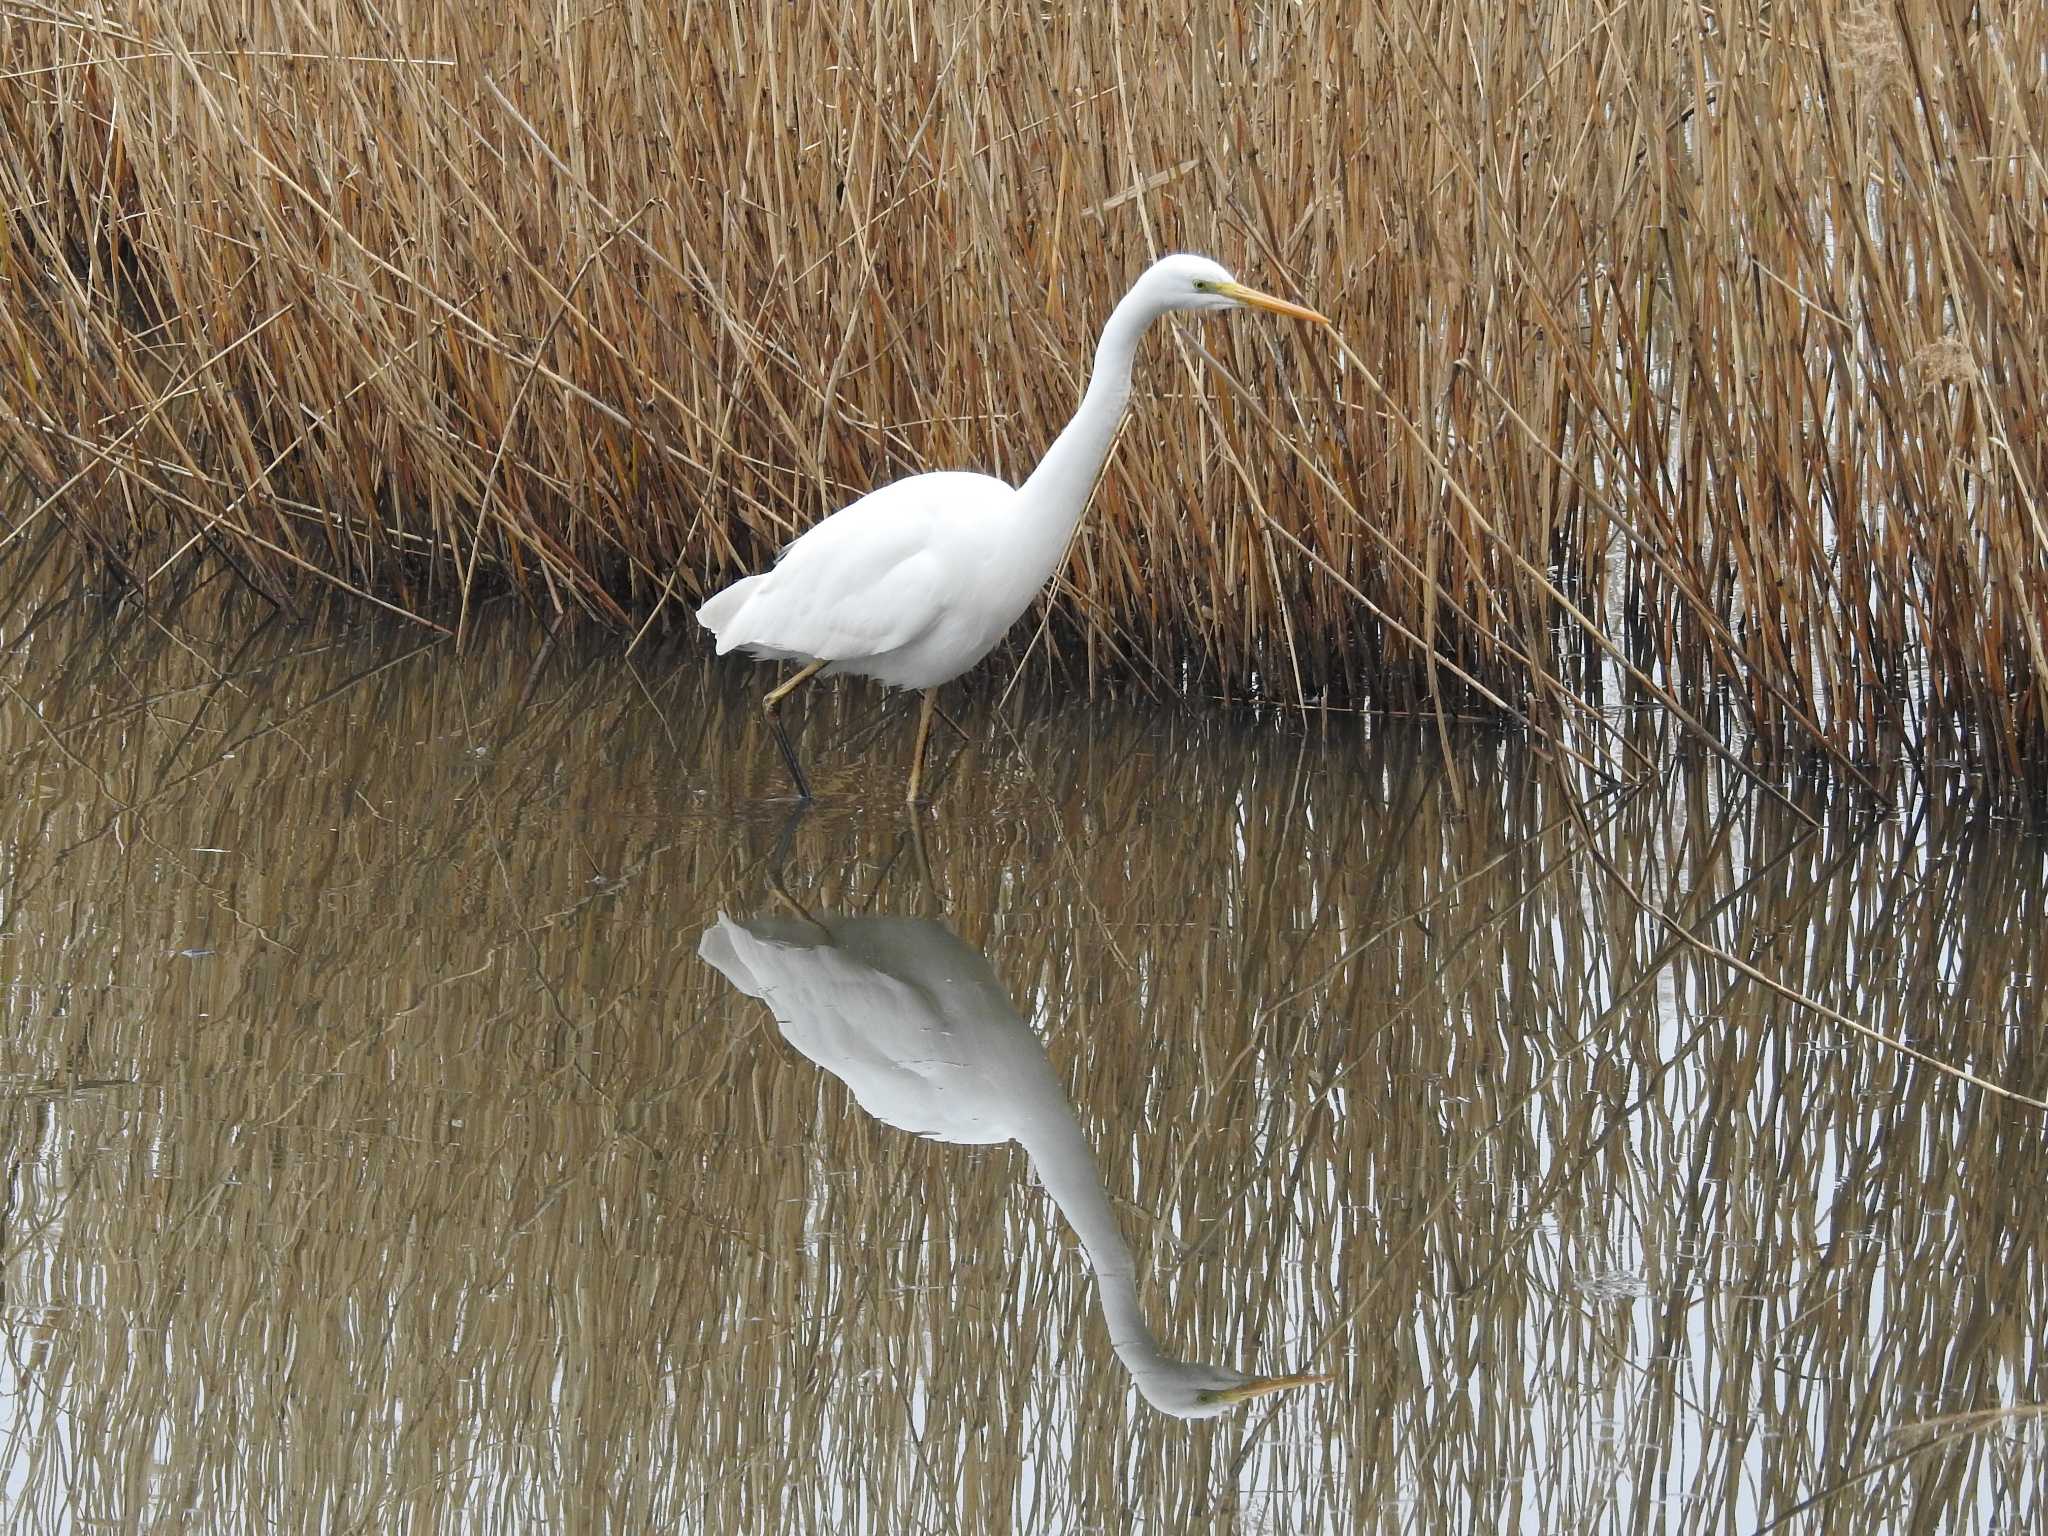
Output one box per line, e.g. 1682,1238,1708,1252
1134,1358,1337,1420
1139,253,1329,325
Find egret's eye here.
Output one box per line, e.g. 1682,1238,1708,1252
1192,280,1215,293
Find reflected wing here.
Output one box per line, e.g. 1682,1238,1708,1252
699,913,1022,1144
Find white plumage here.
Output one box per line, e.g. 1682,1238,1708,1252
696,253,1326,802
699,908,1334,1418
698,472,1018,689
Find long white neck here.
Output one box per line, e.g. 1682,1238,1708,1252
1004,290,1157,586
1013,1096,1178,1394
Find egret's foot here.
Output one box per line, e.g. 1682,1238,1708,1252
760,660,827,800
767,716,813,801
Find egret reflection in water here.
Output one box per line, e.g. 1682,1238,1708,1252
698,908,1332,1419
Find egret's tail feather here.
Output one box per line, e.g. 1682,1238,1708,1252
698,916,764,997
696,575,764,651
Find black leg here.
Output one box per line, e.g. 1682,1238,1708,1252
768,712,812,800
761,659,827,799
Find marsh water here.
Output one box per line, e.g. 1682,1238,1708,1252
2,581,2045,1534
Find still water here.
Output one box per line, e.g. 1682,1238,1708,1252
2,580,2045,1533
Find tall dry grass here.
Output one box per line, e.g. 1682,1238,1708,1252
2,1,2045,782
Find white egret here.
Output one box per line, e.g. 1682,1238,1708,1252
698,909,1333,1418
696,253,1327,802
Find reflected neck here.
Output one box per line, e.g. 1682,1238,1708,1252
1014,1097,1176,1390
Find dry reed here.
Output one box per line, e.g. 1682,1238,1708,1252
1,1,2046,785
3,577,2046,1531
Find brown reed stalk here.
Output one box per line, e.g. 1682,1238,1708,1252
1,0,2043,784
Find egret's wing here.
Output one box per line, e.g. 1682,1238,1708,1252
766,547,950,662
701,473,1011,662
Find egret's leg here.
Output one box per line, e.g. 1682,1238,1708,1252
766,807,835,934
905,687,940,805
762,660,828,799
767,801,820,924
910,815,941,912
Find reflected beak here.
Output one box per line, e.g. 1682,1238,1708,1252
1217,281,1330,326
1209,1371,1337,1405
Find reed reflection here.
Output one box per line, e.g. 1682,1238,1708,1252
700,903,1332,1419
8,566,2048,1534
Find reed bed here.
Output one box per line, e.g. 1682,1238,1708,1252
1,1,2045,783
3,579,2046,1532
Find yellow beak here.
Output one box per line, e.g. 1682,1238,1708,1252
1217,281,1330,326
1207,1370,1337,1405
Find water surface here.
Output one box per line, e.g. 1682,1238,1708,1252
2,581,2044,1533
